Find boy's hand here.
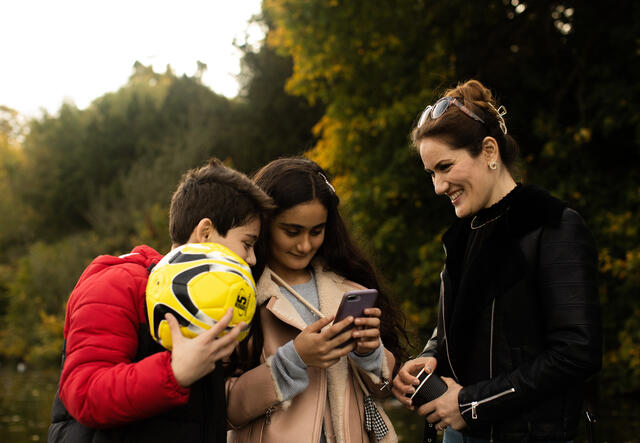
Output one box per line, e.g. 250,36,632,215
352,307,381,355
167,308,243,387
294,315,355,368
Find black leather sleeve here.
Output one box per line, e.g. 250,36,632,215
457,208,602,425
419,270,445,361
419,326,440,359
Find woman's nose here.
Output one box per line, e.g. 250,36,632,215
433,175,448,195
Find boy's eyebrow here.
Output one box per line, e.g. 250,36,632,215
245,233,258,241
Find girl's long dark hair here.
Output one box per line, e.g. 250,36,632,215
231,157,408,374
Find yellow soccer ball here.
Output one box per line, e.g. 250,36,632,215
146,243,256,350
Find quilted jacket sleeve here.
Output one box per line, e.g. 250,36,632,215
59,265,189,428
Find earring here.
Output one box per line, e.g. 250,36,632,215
489,161,497,170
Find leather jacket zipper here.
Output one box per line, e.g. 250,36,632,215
440,272,460,382
459,388,516,419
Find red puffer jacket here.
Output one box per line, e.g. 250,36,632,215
59,245,190,428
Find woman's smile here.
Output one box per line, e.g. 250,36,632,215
448,189,464,204
419,138,499,218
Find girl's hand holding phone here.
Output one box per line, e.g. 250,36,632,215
352,307,382,355
293,315,356,368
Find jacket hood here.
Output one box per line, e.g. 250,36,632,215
75,245,163,288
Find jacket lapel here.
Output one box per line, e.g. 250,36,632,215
257,267,308,331
256,262,347,331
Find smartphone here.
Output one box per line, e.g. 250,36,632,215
332,289,378,347
406,367,448,407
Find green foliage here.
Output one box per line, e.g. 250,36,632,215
86,72,237,249
604,307,640,394
264,0,640,393
0,107,33,260
21,103,93,237
19,67,176,240
1,234,106,366
231,42,324,174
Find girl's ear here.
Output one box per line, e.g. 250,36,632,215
188,218,216,244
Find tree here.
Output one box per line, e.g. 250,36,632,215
18,65,172,240
0,106,32,260
229,33,324,174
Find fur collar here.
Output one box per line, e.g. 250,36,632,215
504,184,567,237
442,184,567,255
442,184,566,253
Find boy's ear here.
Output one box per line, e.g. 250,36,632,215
188,218,216,244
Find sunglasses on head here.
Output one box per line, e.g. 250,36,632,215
417,96,486,128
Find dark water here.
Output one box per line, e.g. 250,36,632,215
1,366,638,443
1,366,59,442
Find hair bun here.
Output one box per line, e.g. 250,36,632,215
446,79,507,134
448,79,493,104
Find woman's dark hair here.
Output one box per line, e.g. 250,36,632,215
411,79,520,175
231,157,408,373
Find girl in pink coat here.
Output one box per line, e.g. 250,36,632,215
226,157,408,443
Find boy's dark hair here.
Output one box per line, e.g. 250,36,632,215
169,158,274,245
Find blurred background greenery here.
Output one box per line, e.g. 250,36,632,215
1,0,639,441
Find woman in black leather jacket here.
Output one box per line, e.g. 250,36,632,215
391,80,602,442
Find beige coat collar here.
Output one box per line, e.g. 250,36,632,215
256,261,347,331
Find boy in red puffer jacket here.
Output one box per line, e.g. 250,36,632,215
49,158,274,443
